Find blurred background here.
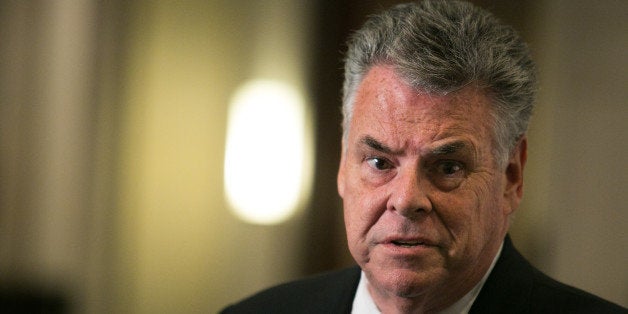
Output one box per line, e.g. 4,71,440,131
0,0,626,313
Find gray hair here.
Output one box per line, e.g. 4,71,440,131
342,0,537,167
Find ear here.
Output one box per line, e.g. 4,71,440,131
337,146,346,198
503,136,527,215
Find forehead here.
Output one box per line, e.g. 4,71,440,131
350,65,494,149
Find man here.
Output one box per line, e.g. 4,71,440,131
221,1,626,313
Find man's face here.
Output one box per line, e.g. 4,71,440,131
337,65,525,306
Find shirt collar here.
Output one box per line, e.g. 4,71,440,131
351,242,504,314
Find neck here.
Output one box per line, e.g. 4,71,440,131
367,283,460,314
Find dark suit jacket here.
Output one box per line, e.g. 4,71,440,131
221,236,626,313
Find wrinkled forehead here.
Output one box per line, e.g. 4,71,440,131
350,65,495,148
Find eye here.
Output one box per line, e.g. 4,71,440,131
439,161,464,176
366,157,393,171
431,160,466,180
429,160,466,190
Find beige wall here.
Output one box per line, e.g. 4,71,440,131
112,1,314,313
0,1,99,312
513,0,628,305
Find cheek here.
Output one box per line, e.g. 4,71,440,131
342,185,367,242
342,178,389,254
344,171,388,224
460,192,505,258
343,197,370,263
433,181,500,239
432,192,475,238
343,188,377,238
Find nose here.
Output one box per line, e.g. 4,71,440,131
387,166,432,218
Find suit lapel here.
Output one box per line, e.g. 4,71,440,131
470,235,534,313
324,265,362,313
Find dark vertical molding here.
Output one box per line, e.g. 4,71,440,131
302,0,412,275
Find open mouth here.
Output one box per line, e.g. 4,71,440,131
391,240,425,247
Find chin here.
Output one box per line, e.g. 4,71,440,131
367,266,443,298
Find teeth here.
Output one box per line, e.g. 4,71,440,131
392,241,423,247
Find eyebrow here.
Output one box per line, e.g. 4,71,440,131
359,136,471,157
360,136,394,154
426,140,476,161
428,141,468,156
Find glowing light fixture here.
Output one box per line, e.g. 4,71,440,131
224,80,312,225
